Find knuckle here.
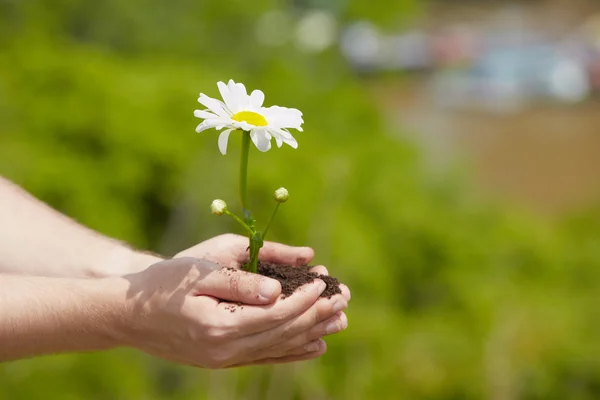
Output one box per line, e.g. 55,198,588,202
206,347,233,369
206,326,228,342
326,295,346,314
204,315,239,342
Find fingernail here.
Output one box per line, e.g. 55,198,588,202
259,279,280,301
326,320,343,335
332,299,347,314
304,341,321,352
341,284,351,301
340,312,348,329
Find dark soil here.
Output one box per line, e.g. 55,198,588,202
257,261,342,299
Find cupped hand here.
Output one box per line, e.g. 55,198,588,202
118,257,348,368
175,233,351,301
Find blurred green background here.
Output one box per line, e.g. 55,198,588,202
2,0,600,399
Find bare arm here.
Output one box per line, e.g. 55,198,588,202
0,176,160,277
0,274,124,361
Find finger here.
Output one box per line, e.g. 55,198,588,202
263,312,347,357
285,339,325,356
238,293,347,356
309,265,328,276
340,284,351,302
195,263,282,304
229,340,327,367
223,279,327,335
258,241,314,266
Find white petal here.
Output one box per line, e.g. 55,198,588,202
195,123,211,133
218,129,234,155
267,127,298,149
194,109,219,119
217,81,238,113
250,129,272,152
249,90,265,109
284,136,298,149
261,106,304,130
228,79,248,97
233,121,254,132
198,94,230,117
281,128,302,140
228,80,250,111
271,127,295,140
216,123,234,130
196,119,232,133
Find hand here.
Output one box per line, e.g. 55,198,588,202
175,233,351,301
175,233,313,269
176,233,351,365
118,257,349,368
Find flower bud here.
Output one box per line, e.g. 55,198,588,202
210,199,227,216
273,187,289,203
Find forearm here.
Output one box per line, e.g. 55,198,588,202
0,274,127,362
0,177,162,277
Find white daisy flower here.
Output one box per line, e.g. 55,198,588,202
194,79,304,155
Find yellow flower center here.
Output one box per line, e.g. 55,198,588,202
231,111,268,127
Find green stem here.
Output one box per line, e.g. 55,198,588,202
239,131,250,211
224,210,253,236
262,203,280,240
237,130,263,273
247,232,263,274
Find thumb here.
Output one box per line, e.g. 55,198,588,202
259,241,315,266
198,266,282,304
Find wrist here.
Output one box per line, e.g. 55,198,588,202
92,276,133,349
128,250,164,274
91,246,164,278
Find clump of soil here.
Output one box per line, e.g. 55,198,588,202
257,261,341,299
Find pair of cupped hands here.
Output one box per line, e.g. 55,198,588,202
120,234,350,369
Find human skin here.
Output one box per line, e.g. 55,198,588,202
0,176,160,278
0,177,350,366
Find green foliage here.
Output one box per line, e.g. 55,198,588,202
1,1,600,399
